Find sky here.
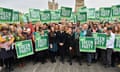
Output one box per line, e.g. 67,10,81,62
0,0,120,12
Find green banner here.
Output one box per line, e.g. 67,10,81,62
95,11,100,22
51,10,61,22
76,12,87,24
12,11,19,23
35,32,48,51
79,37,96,52
112,5,120,21
87,8,96,20
93,33,107,49
114,34,120,52
15,40,34,59
60,7,72,18
99,7,111,21
29,8,40,22
0,7,13,23
40,10,51,23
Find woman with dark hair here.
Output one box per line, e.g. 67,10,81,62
48,26,58,63
112,25,120,34
65,27,74,65
0,25,15,72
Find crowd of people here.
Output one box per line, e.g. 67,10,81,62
0,21,120,72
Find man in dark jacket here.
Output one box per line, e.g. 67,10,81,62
57,25,66,64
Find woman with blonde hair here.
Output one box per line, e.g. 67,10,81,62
0,25,15,72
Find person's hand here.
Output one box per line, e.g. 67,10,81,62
50,44,53,48
69,47,72,50
59,43,64,46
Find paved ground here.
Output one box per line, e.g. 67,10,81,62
1,59,119,72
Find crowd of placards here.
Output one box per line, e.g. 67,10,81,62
0,5,120,72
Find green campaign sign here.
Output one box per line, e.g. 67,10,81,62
79,37,96,53
40,10,51,23
68,12,76,23
0,7,13,23
95,11,100,21
93,33,107,49
112,5,120,17
60,7,72,18
51,11,61,22
21,13,29,23
12,11,19,22
76,12,87,24
35,32,48,51
87,8,96,20
112,5,120,21
114,34,120,52
99,7,111,20
29,8,40,22
15,40,34,59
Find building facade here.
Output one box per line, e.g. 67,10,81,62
48,0,58,10
75,0,84,12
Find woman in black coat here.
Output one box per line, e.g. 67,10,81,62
65,27,74,65
48,26,58,63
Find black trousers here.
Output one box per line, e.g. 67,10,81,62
49,51,56,62
59,46,65,62
0,58,3,66
39,50,48,64
68,50,73,64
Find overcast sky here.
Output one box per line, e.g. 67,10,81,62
0,0,120,12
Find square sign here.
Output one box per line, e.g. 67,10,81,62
29,8,40,22
76,12,87,24
15,40,34,59
79,37,96,53
0,7,13,23
40,10,51,23
60,7,72,18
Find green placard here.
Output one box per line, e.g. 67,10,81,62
15,40,34,59
93,33,107,49
51,10,61,22
87,8,96,20
79,37,96,53
112,5,120,21
95,11,100,22
78,6,87,12
12,11,19,23
29,8,40,22
114,34,120,52
76,12,87,24
99,7,111,21
40,10,51,23
0,7,13,23
70,12,76,23
35,32,48,51
60,7,72,18
22,13,29,23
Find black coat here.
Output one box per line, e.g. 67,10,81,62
57,31,66,44
65,33,75,55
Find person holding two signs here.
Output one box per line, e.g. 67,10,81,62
0,24,15,72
